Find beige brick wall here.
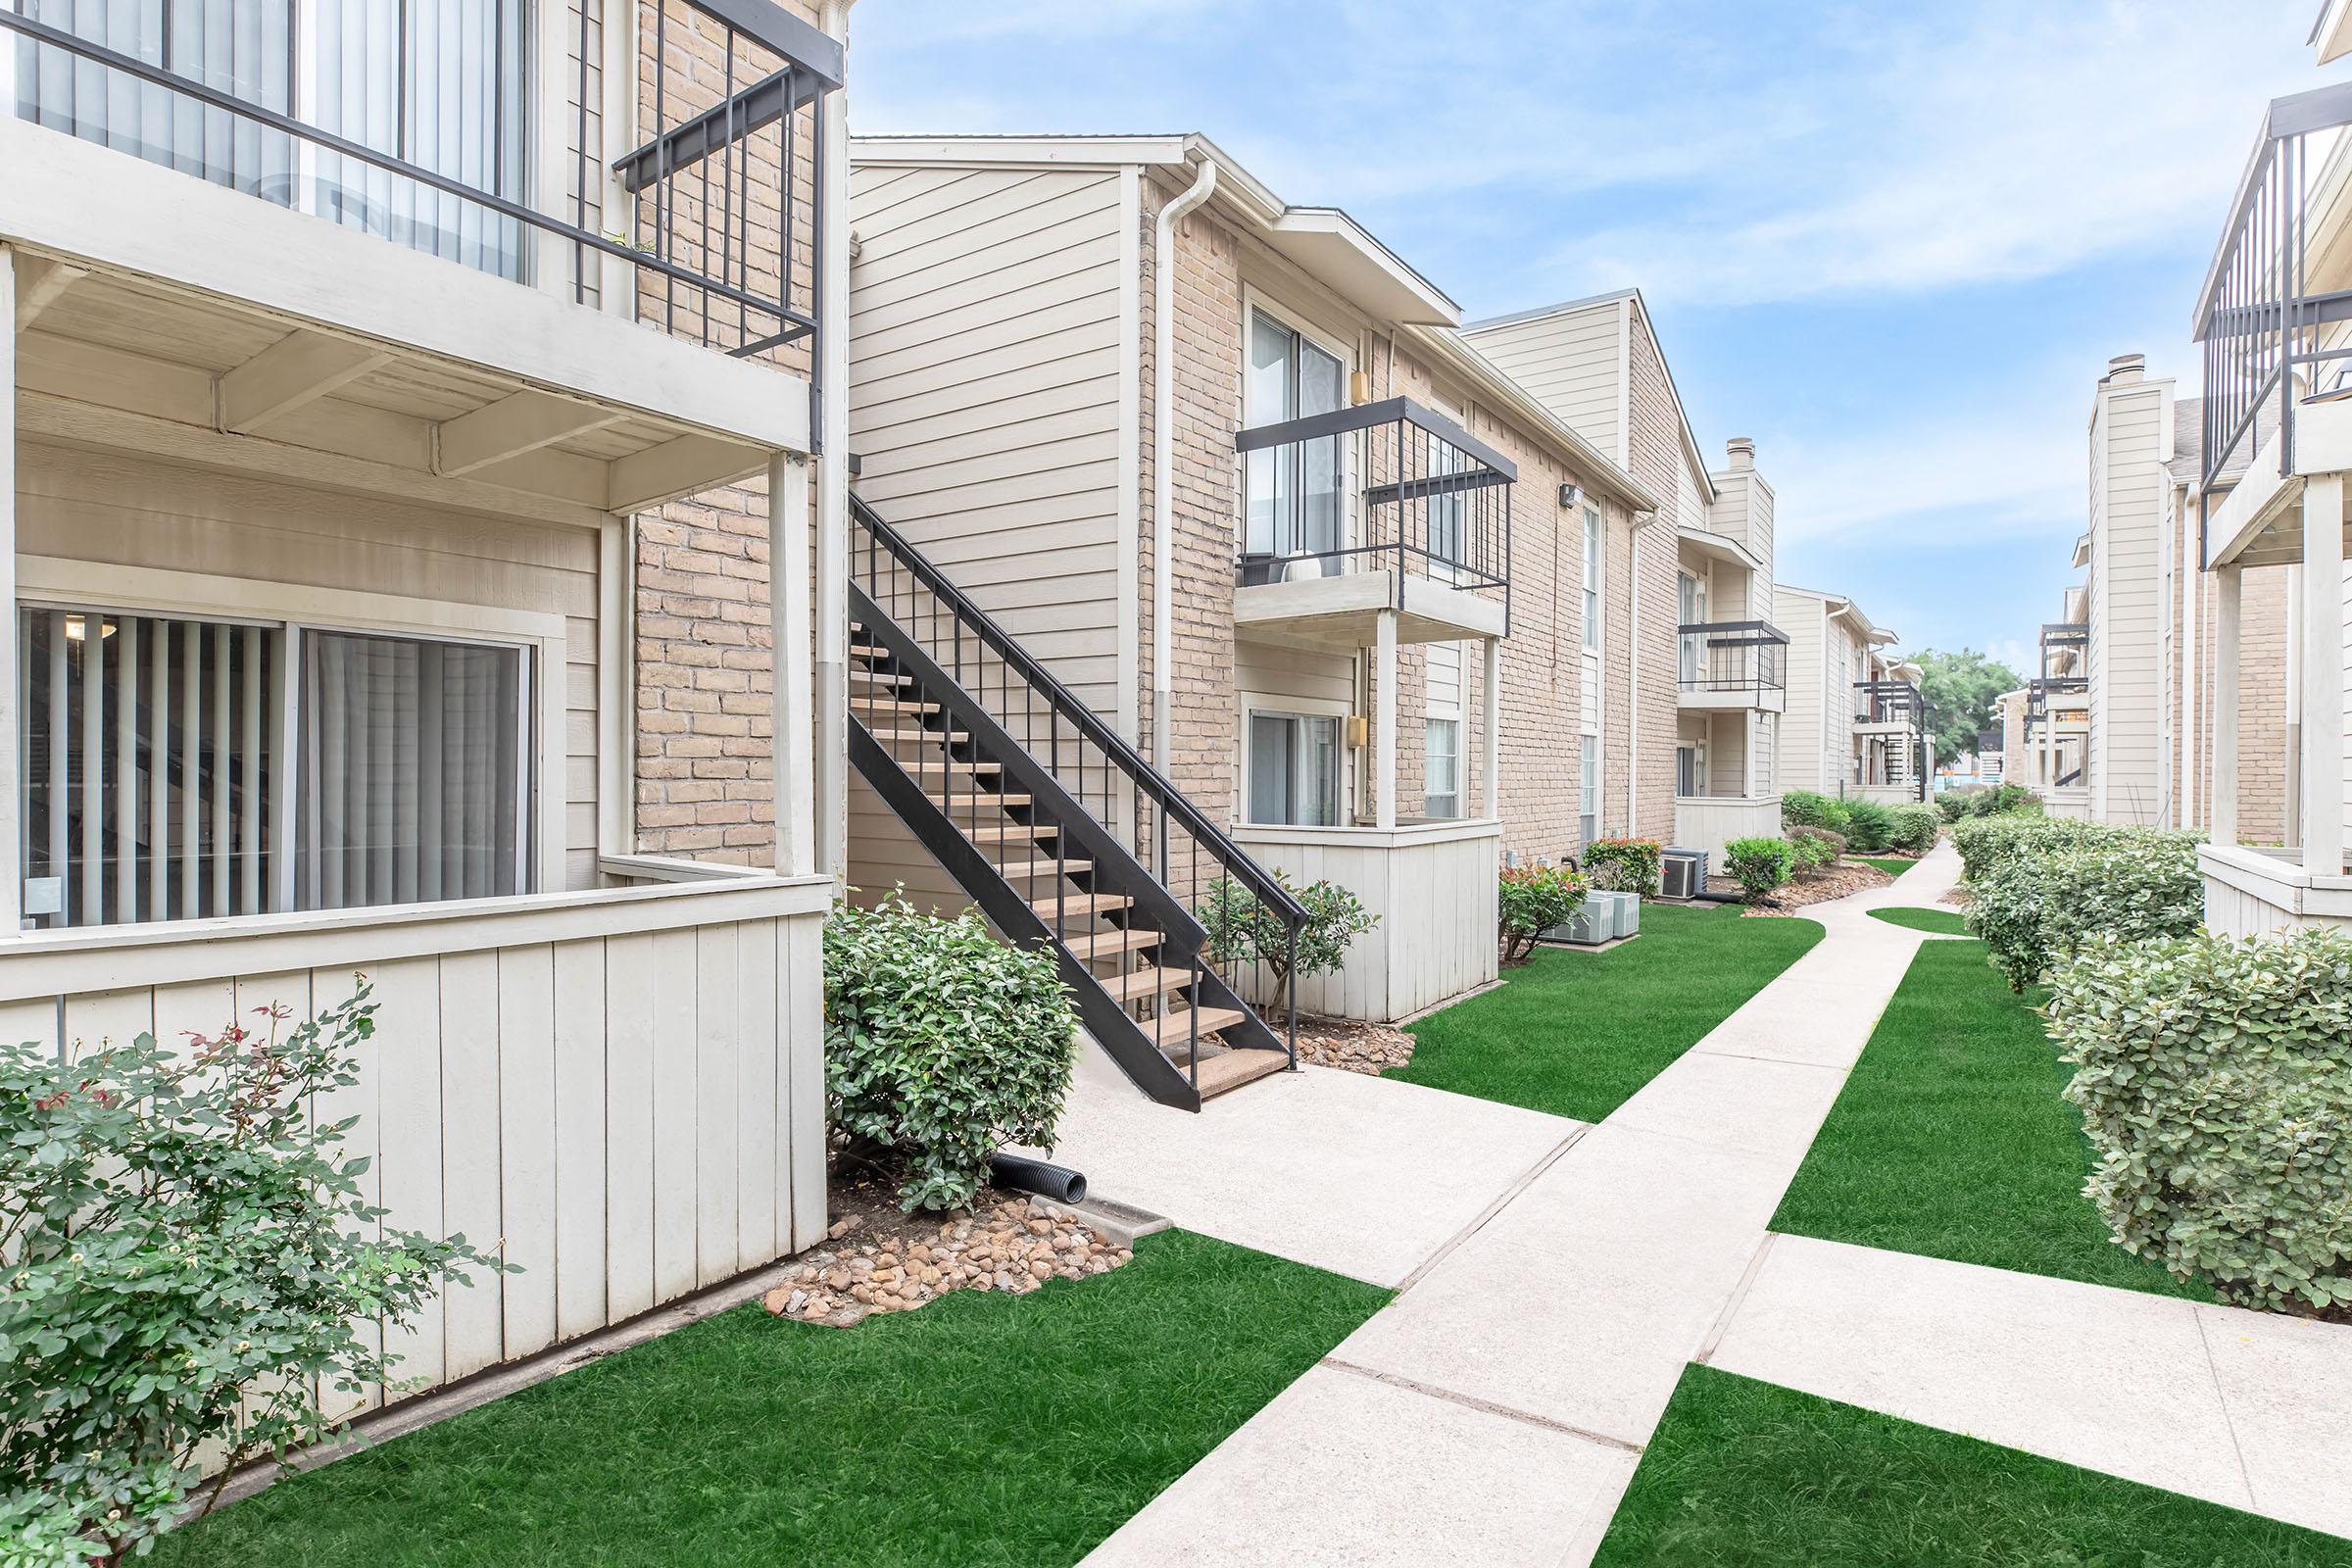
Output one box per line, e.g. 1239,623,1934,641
628,0,823,866
2160,488,2293,844
1618,308,1684,843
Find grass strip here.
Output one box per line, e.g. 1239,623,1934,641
1855,856,1917,876
1866,906,1969,935
1395,902,1822,1122
154,1230,1390,1568
1593,1364,2347,1567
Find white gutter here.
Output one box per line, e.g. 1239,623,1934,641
1626,508,1661,833
1151,158,1217,775
815,0,858,879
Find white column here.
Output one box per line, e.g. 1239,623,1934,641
1742,711,1757,799
1374,610,1397,830
770,454,816,878
2212,564,2241,847
813,5,855,883
0,251,18,930
1481,634,1501,820
2303,476,2346,875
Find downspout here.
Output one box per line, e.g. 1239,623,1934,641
1625,508,1660,835
1151,158,1218,778
815,0,858,879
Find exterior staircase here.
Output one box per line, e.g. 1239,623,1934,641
847,496,1304,1110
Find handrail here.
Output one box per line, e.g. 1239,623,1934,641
1676,618,1789,646
1235,395,1518,480
851,496,1307,927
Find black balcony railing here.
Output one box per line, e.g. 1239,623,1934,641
2191,80,2352,552
1676,619,1788,700
1853,679,1924,728
1,0,840,372
1233,397,1515,630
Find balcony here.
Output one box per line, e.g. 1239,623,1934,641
0,0,843,512
1231,397,1514,652
2039,621,2087,678
1676,620,1788,712
1853,679,1924,732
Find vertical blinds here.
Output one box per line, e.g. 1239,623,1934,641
11,0,526,278
18,610,530,931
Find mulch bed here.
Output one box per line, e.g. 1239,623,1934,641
1708,860,1893,915
760,1167,1132,1329
1288,1013,1416,1075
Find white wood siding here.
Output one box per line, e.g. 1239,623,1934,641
2088,377,2168,824
1774,589,1826,793
1462,303,1622,462
17,442,604,889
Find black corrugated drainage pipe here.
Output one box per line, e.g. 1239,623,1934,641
1693,889,1745,905
989,1152,1087,1205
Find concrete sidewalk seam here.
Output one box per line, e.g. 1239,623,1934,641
1694,1230,1781,1366
2192,1305,2260,1506
1394,1122,1593,1294
1321,1356,1645,1453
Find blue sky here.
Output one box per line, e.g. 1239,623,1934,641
851,0,2329,677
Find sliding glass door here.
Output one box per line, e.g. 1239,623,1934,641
1244,309,1345,564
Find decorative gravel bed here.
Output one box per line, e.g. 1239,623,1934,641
1709,860,1891,914
762,1172,1131,1329
1288,1014,1415,1075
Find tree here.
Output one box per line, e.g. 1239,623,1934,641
1198,873,1376,1026
1909,648,2025,768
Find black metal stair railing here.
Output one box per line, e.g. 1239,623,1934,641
848,496,1307,1109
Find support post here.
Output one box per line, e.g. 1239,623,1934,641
0,250,18,930
813,6,854,883
1374,610,1397,831
2212,564,2241,847
1481,634,1501,820
771,453,816,878
2303,476,2346,875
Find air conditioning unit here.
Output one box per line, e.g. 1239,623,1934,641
1659,848,1707,901
1542,899,1611,946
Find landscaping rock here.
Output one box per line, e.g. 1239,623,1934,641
1289,1015,1415,1076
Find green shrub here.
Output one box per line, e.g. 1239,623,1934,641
0,988,506,1562
1723,836,1797,904
2047,928,2352,1317
1936,791,1974,823
1885,803,1942,857
1950,812,2103,884
1782,791,1854,839
1582,838,1663,896
1788,822,1846,861
826,895,1078,1210
1967,827,2204,992
1842,799,1898,853
1980,782,2041,817
1497,862,1587,965
1199,871,1377,1026
1789,833,1838,875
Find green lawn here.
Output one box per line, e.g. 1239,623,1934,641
1592,1365,2350,1567
1855,856,1917,876
1394,903,1824,1122
1866,906,1969,935
1772,938,2209,1300
152,1231,1389,1568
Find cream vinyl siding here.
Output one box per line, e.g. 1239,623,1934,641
16,442,603,890
2087,377,2169,824
1774,588,1826,793
847,162,1128,714
1237,641,1354,820
1461,303,1622,461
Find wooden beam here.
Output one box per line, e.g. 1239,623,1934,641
13,255,85,333
216,327,395,434
605,433,766,512
435,389,622,478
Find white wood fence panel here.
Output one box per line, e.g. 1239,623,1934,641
603,930,658,1322
551,939,609,1343
695,922,742,1285
497,945,560,1363
438,949,506,1383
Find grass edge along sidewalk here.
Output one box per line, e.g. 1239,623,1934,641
150,1230,1391,1568
1592,1364,2350,1567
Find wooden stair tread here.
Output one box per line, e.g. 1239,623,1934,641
865,723,968,744
1096,965,1190,1003
1146,1005,1249,1050
996,855,1092,880
863,699,946,715
849,668,913,687
1029,891,1133,917
904,760,1004,776
1190,1049,1288,1100
1062,927,1161,959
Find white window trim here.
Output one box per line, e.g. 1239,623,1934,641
1242,696,1351,828
1239,287,1358,563
1424,714,1461,819
18,556,569,906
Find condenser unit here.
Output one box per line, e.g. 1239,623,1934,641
1659,848,1707,901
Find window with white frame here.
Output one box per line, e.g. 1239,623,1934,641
1579,739,1600,848
1244,307,1346,564
1676,742,1704,798
18,605,533,930
1424,718,1460,819
1582,505,1602,650
1246,710,1342,827
10,1,532,279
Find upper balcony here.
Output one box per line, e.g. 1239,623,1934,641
1677,619,1787,713
2191,79,2352,568
2039,620,2087,678
0,0,844,513
1853,678,1924,734
1231,397,1514,652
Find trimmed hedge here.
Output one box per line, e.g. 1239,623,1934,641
1788,823,1846,861
1584,838,1664,896
825,896,1077,1210
1842,800,1898,854
1885,803,1941,857
2048,928,2352,1317
1782,791,1853,839
1724,836,1796,903
1966,826,2204,992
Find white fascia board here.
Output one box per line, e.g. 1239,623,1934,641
849,133,1196,171
1677,525,1762,575
2318,0,2352,64
0,116,807,455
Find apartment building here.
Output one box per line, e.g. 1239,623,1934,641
0,1,852,1408
2079,355,2172,825
1463,292,1786,866
839,135,1666,1058
2184,67,2352,933
1772,585,1925,803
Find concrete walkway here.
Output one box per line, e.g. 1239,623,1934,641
1070,844,2352,1563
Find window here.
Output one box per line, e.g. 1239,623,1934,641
11,2,531,279
1677,570,1701,685
1579,740,1599,848
1246,710,1342,827
1582,506,1602,650
1676,743,1703,798
1424,717,1459,819
1244,309,1345,564
18,605,533,930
